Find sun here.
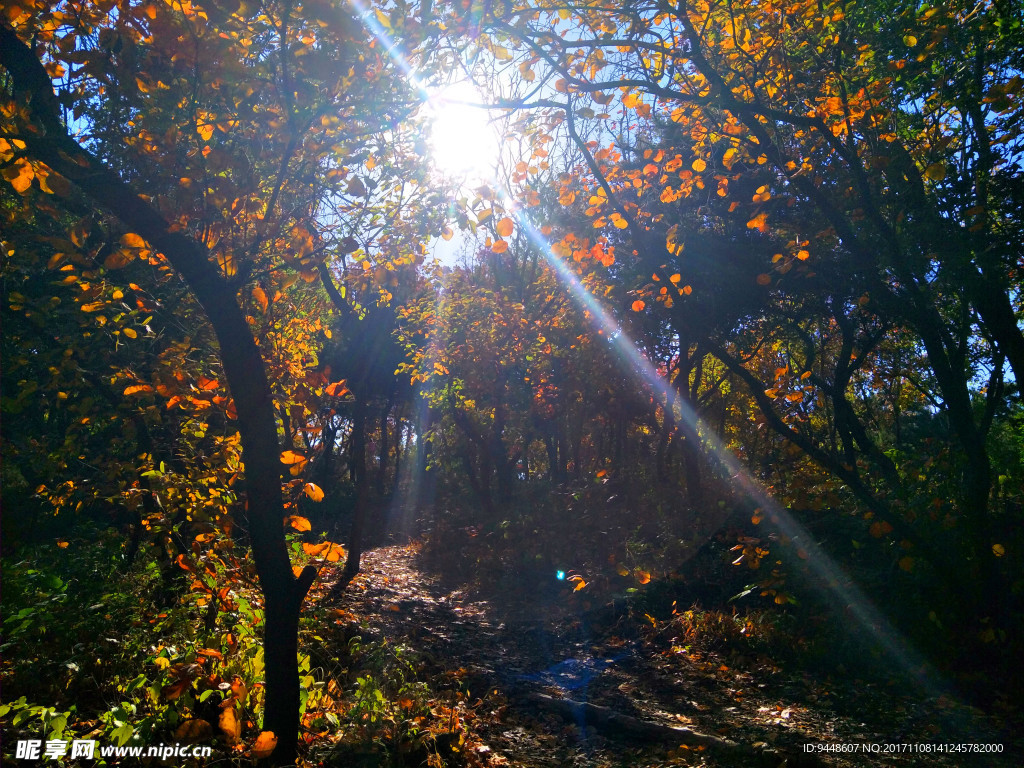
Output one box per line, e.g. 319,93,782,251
426,81,501,182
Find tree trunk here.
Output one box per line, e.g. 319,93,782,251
0,28,315,764
342,396,369,583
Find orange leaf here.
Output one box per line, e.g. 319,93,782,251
175,719,213,741
325,543,345,562
219,705,241,745
286,515,311,532
303,482,324,502
253,285,269,313
631,300,645,311
635,569,651,584
2,159,34,193
280,450,307,465
691,158,706,172
869,520,894,538
495,217,514,237
492,239,509,254
756,273,772,286
123,384,153,395
120,233,147,249
325,381,349,397
252,732,278,760
162,679,189,701
573,579,587,592
746,212,768,232
303,542,331,556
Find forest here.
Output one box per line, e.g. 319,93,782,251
1,0,1022,765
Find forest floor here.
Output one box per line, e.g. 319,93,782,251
313,542,1020,768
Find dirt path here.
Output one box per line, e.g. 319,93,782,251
323,544,1018,768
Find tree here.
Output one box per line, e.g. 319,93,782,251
2,0,434,759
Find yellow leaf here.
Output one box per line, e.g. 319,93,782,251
495,217,515,237
992,543,1005,557
304,482,324,502
252,732,278,760
924,163,946,181
198,123,214,142
903,34,917,47
123,327,138,339
691,158,706,172
286,515,311,532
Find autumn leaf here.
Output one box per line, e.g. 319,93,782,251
631,299,645,311
303,482,324,502
285,515,311,532
175,719,213,741
325,380,349,397
253,285,269,313
252,732,278,760
691,158,706,172
746,212,768,232
869,520,894,538
492,239,509,254
495,217,514,237
280,450,307,465
303,541,330,556
2,159,34,194
219,704,241,745
120,232,147,249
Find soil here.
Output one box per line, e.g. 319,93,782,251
318,543,1019,768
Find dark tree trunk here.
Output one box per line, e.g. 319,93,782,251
0,29,316,764
342,396,369,583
